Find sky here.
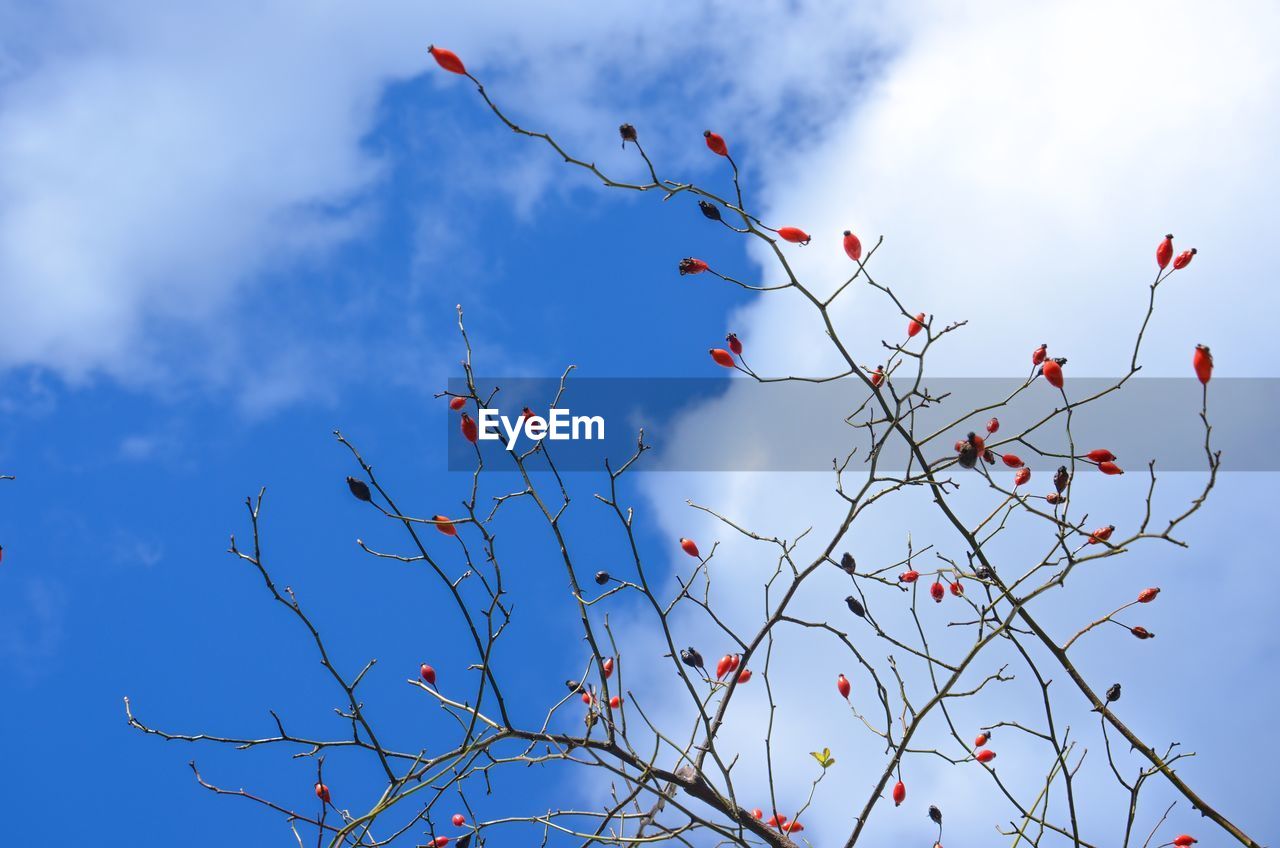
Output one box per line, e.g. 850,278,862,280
1,1,1277,846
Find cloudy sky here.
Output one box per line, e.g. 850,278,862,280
0,1,1276,846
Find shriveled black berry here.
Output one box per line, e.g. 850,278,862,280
594,570,610,585
844,595,866,617
928,804,942,825
680,647,705,670
1105,683,1122,703
698,201,722,221
839,552,856,573
619,123,637,146
346,476,371,502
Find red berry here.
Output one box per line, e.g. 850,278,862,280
1087,524,1115,545
428,45,467,75
703,130,728,157
986,417,999,434
710,348,735,368
782,822,804,833
908,312,926,338
716,654,733,680
900,570,920,583
1014,467,1031,486
315,782,331,803
842,230,863,262
726,333,743,355
752,808,764,820
737,668,752,684
432,837,450,848
777,226,811,245
581,691,592,705
679,537,700,558
1046,492,1064,505
433,515,456,536
448,396,466,410
969,433,986,452
930,581,945,603
1085,449,1116,463
1130,626,1155,640
1137,587,1160,603
949,580,964,597
420,664,437,685
609,695,622,709
836,673,851,699
893,780,906,806
1193,344,1213,385
1156,234,1174,269
1173,248,1196,270
679,257,709,275
460,412,478,443
1002,454,1023,468
1032,343,1048,366
870,366,885,388
1173,836,1197,847
1042,358,1064,389
976,748,996,763
1098,461,1124,475
974,732,988,747
451,814,466,827
602,657,614,678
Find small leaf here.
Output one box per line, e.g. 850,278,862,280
825,757,836,767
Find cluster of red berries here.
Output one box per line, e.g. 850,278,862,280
710,333,744,368
973,731,997,764
715,652,751,684
750,809,804,833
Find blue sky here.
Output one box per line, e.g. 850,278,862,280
2,2,1279,846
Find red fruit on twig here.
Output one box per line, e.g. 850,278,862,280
1002,454,1023,468
1193,344,1213,385
451,814,466,827
908,313,926,338
602,657,615,678
433,515,457,536
608,695,622,709
1046,492,1064,505
1098,461,1124,475
1130,626,1155,639
716,655,733,680
752,808,764,820
737,668,752,683
893,780,906,807
842,230,863,262
870,366,885,388
836,673,851,699
1173,248,1197,269
1042,358,1064,389
448,396,466,410
1014,468,1031,486
420,664,437,685
460,412,478,443
1138,587,1160,603
1156,234,1174,269
315,782,331,803
710,348,736,368
976,748,997,763
679,257,709,275
777,226,811,245
703,130,728,157
1173,835,1198,847
726,333,743,355
1088,525,1115,545
949,580,964,597
1085,449,1116,463
432,837,449,847
1032,343,1048,366
900,569,920,583
986,417,999,434
930,581,945,603
765,814,787,828
679,537,700,558
581,691,592,704
428,45,467,75
782,822,805,833
974,732,988,747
